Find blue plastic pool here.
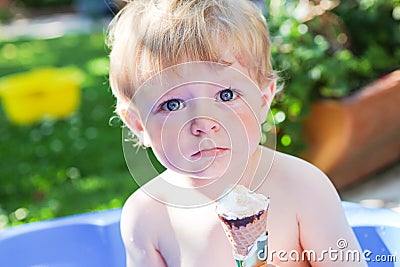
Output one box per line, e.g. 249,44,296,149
0,202,399,267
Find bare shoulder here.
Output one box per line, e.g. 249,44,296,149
120,178,171,266
120,179,166,243
259,147,343,215
267,148,338,199
260,148,367,266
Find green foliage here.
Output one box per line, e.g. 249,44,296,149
264,0,400,156
13,0,73,8
0,34,137,228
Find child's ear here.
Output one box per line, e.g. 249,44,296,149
121,107,151,147
261,79,276,107
259,80,276,123
121,107,143,133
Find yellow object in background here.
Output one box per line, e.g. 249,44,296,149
0,67,83,125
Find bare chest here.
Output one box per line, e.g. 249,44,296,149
163,205,235,266
162,204,309,267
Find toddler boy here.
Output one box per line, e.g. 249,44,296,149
107,0,366,266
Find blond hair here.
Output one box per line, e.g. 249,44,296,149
107,0,275,115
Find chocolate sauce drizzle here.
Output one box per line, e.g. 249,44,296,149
220,210,265,228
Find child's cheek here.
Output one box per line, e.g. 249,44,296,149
144,115,190,169
234,106,262,144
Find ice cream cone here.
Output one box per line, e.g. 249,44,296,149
216,185,270,265
218,208,268,256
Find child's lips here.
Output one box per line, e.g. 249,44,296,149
191,147,230,159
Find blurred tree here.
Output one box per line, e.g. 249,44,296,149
15,0,73,8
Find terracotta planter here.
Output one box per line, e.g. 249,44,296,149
302,70,400,189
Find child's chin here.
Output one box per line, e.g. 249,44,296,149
190,175,220,180
164,160,230,178
172,168,225,180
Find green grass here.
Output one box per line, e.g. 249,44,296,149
0,33,140,228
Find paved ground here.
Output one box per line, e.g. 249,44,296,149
340,161,400,213
1,13,399,213
0,13,109,40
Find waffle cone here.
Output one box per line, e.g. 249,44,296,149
218,209,268,257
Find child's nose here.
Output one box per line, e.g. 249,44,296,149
190,117,220,136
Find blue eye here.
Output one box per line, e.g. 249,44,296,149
161,99,184,111
218,88,238,102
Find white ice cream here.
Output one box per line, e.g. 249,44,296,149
216,185,269,220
